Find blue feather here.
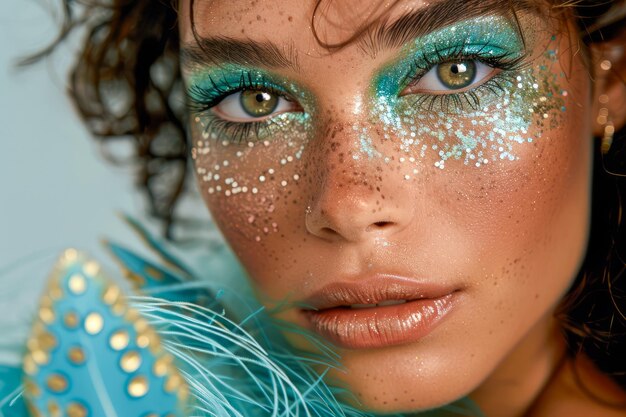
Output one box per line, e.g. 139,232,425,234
103,240,214,307
118,214,193,277
0,365,26,417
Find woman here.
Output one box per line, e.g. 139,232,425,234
5,0,626,415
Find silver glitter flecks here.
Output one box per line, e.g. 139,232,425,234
368,47,565,168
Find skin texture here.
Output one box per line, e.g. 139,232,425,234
179,0,626,415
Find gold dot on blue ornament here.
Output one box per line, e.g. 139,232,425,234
47,400,61,417
46,373,68,393
127,375,149,398
63,248,78,262
109,329,130,351
39,306,55,324
68,346,86,365
68,274,87,295
23,355,38,375
83,261,100,276
66,402,88,417
164,374,183,393
31,349,49,366
64,311,80,329
84,312,104,335
23,379,41,397
37,331,57,351
120,350,142,373
153,355,171,377
102,285,120,305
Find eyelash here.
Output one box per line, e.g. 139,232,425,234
186,72,293,144
403,43,527,113
187,44,527,144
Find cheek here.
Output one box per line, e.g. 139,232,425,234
191,128,311,293
423,43,593,298
475,73,591,280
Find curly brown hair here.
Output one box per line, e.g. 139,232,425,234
32,0,626,402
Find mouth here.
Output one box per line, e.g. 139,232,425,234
349,299,410,308
300,275,460,349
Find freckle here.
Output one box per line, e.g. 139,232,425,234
288,16,293,21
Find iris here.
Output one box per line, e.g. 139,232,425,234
240,90,279,117
437,61,477,89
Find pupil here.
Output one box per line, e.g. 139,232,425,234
450,63,467,75
256,92,270,103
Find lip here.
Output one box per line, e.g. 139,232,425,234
300,275,460,349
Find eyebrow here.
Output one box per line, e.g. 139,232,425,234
180,0,539,69
181,37,300,71
359,0,539,55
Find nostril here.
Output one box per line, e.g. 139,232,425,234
366,221,394,232
320,227,340,237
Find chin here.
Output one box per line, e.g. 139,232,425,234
323,341,490,414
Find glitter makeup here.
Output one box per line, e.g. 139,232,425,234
185,13,568,244
370,15,566,168
186,65,314,145
186,64,316,242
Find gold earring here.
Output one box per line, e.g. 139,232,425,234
602,121,615,155
598,58,615,154
600,59,612,72
597,91,614,155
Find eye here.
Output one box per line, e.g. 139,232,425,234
213,89,298,122
405,60,495,94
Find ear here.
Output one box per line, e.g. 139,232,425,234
589,34,626,138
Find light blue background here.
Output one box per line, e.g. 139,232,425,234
0,3,227,364
0,3,140,265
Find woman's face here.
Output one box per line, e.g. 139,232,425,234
180,0,593,412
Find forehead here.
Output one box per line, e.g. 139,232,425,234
180,0,423,41
179,0,538,46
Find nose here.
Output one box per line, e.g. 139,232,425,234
304,124,414,243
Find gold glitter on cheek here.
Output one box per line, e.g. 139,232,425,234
191,113,311,245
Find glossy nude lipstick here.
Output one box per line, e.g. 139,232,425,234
301,275,459,349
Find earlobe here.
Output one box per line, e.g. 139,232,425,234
590,38,626,143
